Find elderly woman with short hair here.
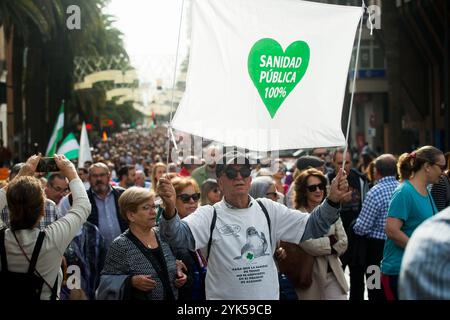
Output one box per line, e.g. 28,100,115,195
97,187,186,300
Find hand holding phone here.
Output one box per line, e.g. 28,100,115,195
36,157,59,172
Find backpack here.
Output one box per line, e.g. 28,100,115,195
0,228,58,300
206,199,271,261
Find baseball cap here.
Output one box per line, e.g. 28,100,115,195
215,151,251,177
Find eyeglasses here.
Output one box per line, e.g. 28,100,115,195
177,193,201,203
211,188,221,193
50,184,69,194
223,166,251,179
306,183,326,192
140,204,158,211
432,163,446,172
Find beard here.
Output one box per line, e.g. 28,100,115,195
92,181,109,193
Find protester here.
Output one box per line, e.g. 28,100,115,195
353,154,399,300
399,207,450,299
291,168,348,300
157,150,351,299
77,167,90,190
59,162,128,249
44,173,69,205
381,146,444,300
0,154,91,300
61,221,106,300
191,145,219,187
170,177,207,300
97,187,186,300
135,170,151,188
430,158,450,212
1,163,60,230
327,148,369,300
200,179,222,206
286,155,325,208
249,176,279,203
117,165,136,189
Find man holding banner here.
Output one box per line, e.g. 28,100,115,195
162,0,363,300
158,151,351,300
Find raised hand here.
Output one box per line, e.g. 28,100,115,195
156,175,177,218
17,154,42,177
327,169,352,204
54,154,78,181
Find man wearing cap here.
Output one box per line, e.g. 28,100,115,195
158,151,351,300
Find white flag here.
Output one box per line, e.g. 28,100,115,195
46,102,64,156
78,122,92,168
172,0,362,151
56,133,79,160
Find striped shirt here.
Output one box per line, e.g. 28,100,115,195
399,208,450,299
353,176,399,240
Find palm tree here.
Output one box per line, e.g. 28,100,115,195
1,0,132,159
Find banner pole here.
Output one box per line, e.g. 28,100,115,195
166,0,185,171
342,6,364,172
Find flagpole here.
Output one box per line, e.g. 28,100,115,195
166,0,185,172
342,6,364,172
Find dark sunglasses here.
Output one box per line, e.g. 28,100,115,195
177,193,201,203
306,183,326,192
211,188,220,193
223,166,251,179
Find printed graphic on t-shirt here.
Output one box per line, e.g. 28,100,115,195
234,226,270,261
218,224,241,237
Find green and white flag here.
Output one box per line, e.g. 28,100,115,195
46,102,65,156
56,133,80,160
172,0,363,151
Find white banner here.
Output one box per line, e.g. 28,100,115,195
172,0,362,151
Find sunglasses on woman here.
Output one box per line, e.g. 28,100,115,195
177,193,201,203
223,166,251,179
306,183,326,192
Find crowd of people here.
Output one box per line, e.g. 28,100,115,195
1,127,450,300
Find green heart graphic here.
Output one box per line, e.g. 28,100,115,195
248,38,310,118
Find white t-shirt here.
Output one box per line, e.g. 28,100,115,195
184,197,310,300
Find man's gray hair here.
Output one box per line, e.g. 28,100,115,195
88,162,110,175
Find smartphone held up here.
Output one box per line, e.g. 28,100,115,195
36,157,59,173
